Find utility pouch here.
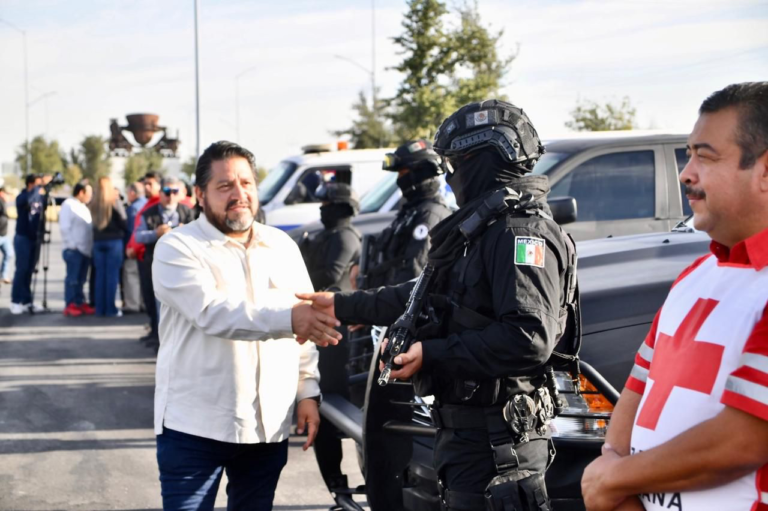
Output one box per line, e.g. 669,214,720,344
484,471,550,511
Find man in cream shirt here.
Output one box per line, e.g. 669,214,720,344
152,141,342,510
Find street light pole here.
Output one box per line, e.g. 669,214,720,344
0,18,30,173
371,0,380,147
29,91,56,139
194,0,201,160
235,66,259,144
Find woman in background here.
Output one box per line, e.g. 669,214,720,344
90,177,127,317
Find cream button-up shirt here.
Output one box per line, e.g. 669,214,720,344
152,213,320,444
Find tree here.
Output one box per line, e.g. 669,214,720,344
255,165,268,183
450,2,514,108
565,97,637,132
124,149,163,186
14,136,66,175
62,164,83,187
332,90,396,149
387,0,514,140
79,136,111,181
181,156,196,181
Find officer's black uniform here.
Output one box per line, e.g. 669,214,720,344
363,139,452,288
299,182,362,495
333,100,577,511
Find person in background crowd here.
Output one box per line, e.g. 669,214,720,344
581,82,768,511
134,176,193,349
59,180,94,317
90,176,127,317
180,181,197,213
0,183,13,286
10,173,52,315
152,140,340,510
122,182,147,313
126,171,161,342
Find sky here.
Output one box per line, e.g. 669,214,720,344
0,0,766,174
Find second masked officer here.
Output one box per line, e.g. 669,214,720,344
299,99,579,511
299,181,362,503
356,139,452,289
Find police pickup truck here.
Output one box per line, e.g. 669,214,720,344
316,218,708,511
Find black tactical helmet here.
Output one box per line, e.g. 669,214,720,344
382,139,442,176
433,99,545,172
315,182,360,212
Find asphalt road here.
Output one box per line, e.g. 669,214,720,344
0,221,366,510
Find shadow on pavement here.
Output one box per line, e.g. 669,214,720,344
0,382,155,435
0,437,156,454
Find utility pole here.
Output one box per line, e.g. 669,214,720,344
194,0,201,159
0,18,30,173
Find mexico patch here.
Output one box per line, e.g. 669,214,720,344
514,236,545,268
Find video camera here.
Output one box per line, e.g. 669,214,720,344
42,172,65,192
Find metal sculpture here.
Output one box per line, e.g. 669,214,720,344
108,114,180,156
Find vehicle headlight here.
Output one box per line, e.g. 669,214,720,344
550,371,613,440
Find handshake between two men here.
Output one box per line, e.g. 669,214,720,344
292,291,425,382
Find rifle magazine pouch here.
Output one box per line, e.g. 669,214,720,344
484,471,550,511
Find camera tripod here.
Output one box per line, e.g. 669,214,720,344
29,188,55,314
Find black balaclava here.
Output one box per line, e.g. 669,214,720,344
320,203,354,229
397,174,441,203
446,150,527,207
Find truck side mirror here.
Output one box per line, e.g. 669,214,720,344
548,196,578,225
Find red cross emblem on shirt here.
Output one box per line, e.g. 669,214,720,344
635,298,725,431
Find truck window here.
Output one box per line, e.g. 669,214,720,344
258,161,298,205
550,150,655,222
674,148,692,216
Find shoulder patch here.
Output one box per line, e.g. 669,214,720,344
413,224,429,240
514,236,545,268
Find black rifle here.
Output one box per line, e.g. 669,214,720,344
356,233,375,290
378,264,435,386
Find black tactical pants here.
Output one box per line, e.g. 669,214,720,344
434,427,549,511
313,327,350,490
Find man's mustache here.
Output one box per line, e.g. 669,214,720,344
227,200,252,211
683,185,706,200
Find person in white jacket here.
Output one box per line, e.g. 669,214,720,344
59,180,93,317
152,141,342,511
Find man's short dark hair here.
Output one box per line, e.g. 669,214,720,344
25,174,38,186
72,180,89,197
144,171,161,182
700,82,768,169
195,141,257,191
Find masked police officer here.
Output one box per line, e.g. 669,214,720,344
299,99,579,511
299,181,363,503
357,139,452,289
300,182,362,292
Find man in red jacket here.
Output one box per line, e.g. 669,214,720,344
126,171,161,344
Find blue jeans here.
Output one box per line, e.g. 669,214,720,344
156,428,288,511
0,235,13,280
62,249,90,306
11,235,37,304
92,239,123,316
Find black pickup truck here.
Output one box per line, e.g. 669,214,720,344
316,219,710,511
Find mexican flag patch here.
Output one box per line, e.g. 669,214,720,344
514,236,545,268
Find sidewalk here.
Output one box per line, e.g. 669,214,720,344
0,222,364,510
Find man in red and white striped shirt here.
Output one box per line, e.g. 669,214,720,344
582,82,768,511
